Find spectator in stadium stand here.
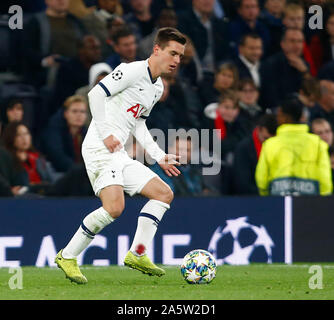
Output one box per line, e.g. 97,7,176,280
177,0,230,73
234,33,263,87
318,60,334,82
150,136,220,196
279,3,316,76
147,72,203,138
150,0,192,16
146,76,178,139
255,98,333,196
103,16,127,59
292,77,321,123
309,10,334,73
297,77,321,109
177,35,203,88
198,62,239,106
309,80,334,128
67,0,96,18
203,89,252,159
82,0,124,58
137,8,178,59
2,122,61,196
311,118,334,150
76,62,113,124
124,0,156,40
0,144,24,197
52,35,102,115
237,78,263,128
260,28,310,110
233,114,277,194
259,0,285,56
0,99,24,137
228,0,270,55
40,95,88,173
23,0,86,87
105,26,138,69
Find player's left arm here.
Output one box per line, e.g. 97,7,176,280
132,119,181,177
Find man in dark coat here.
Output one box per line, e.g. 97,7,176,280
260,28,310,110
177,0,230,72
233,114,277,194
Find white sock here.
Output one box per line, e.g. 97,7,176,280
62,207,114,259
130,200,170,256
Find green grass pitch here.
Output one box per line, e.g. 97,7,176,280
0,264,333,300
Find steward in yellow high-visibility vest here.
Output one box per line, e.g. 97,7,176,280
255,99,332,196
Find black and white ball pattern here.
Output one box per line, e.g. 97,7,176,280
112,70,123,81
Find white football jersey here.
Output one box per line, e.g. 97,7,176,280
83,59,164,151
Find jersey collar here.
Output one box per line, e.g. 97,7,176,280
146,59,157,84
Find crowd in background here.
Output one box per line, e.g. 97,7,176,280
0,0,334,197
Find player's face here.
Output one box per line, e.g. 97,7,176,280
157,41,185,74
64,102,87,128
14,125,32,152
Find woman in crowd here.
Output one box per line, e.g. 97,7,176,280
2,122,60,195
0,98,24,137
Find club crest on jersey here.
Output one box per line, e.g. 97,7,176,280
127,104,144,119
112,70,123,81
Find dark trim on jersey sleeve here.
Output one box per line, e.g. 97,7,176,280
98,82,111,97
140,115,149,119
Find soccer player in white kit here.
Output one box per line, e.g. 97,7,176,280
55,28,187,284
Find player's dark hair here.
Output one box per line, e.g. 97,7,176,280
257,114,278,136
279,98,304,123
239,33,261,46
154,27,186,49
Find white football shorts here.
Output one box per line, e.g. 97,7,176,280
82,146,158,196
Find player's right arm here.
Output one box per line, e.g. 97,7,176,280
88,63,139,152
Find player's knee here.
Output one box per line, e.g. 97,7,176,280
103,202,124,219
156,185,174,204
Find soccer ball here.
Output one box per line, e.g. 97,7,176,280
180,249,217,284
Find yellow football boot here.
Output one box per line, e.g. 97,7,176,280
124,251,165,277
54,250,88,284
